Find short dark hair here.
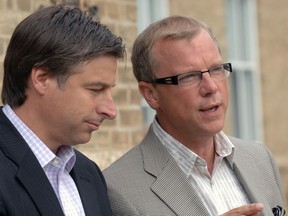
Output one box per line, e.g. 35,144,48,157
2,4,125,107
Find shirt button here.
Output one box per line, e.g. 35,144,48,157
52,159,60,166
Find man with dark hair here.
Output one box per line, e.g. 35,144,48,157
0,4,124,216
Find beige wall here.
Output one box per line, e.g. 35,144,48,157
0,0,143,169
0,0,287,203
258,0,288,160
257,0,288,202
168,0,288,203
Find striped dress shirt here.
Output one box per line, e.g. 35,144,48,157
3,105,85,216
152,118,250,215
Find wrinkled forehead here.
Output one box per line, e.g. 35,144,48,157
151,30,221,75
151,28,219,61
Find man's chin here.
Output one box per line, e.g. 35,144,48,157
73,134,93,146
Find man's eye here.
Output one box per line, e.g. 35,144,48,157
179,73,198,83
210,65,224,73
89,88,102,93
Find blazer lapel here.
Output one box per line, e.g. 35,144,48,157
70,167,98,216
70,155,111,216
0,110,64,216
70,168,93,216
16,150,65,216
232,142,274,216
151,160,211,216
141,128,210,216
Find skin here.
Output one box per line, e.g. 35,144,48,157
14,55,117,153
139,29,264,215
140,29,228,173
220,203,264,216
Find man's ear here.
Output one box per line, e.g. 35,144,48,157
30,67,51,95
138,81,159,109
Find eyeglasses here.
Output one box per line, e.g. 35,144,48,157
151,63,232,86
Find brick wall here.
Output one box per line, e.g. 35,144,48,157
75,0,143,169
257,1,288,202
0,0,142,169
169,0,288,204
1,0,287,204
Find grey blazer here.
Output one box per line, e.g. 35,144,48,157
104,126,285,216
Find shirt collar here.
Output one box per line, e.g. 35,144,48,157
2,104,76,171
57,145,76,172
152,118,235,178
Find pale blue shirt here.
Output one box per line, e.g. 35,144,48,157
3,105,85,216
152,118,250,215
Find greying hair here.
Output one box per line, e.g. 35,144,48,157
131,15,220,82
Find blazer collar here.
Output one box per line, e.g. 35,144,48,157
70,152,108,216
0,109,65,215
16,152,65,215
140,126,211,216
1,108,110,216
231,140,275,216
140,127,276,216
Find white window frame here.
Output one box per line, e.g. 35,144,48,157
137,0,169,126
225,0,263,142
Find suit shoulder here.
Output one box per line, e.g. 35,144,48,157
74,149,93,163
229,136,266,150
73,149,102,173
228,136,275,161
103,145,142,176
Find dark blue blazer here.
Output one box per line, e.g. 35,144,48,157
0,107,112,216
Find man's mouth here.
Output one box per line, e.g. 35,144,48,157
86,121,100,130
200,104,220,112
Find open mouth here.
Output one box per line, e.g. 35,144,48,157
200,105,219,112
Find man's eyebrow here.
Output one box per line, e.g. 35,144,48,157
84,81,116,88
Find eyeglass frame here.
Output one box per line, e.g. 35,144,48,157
151,62,232,85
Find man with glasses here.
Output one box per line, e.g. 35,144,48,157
104,16,285,216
